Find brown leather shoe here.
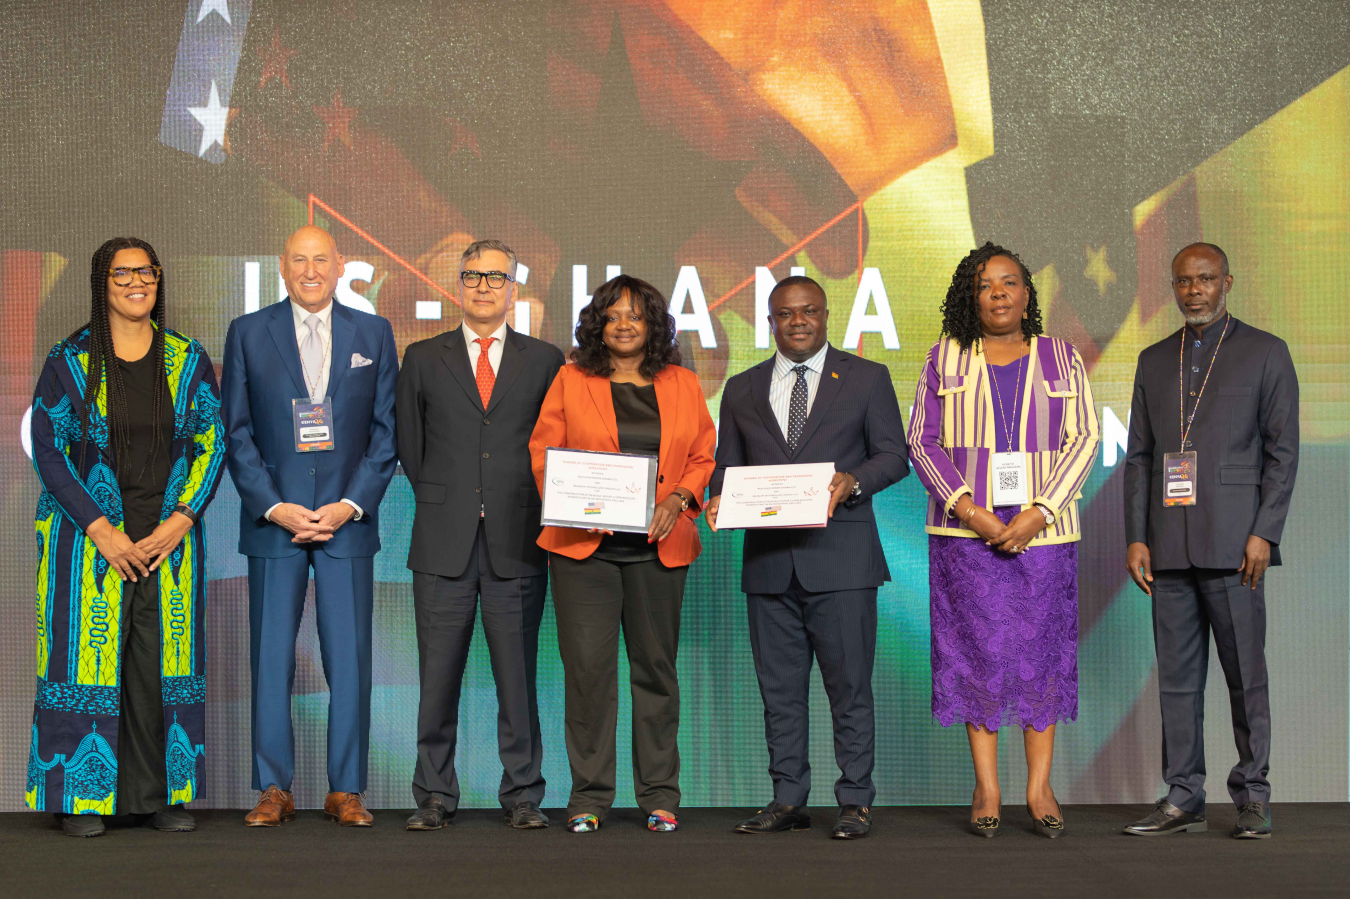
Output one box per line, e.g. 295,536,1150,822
324,792,373,827
244,786,296,827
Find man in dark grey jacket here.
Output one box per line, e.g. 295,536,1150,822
395,239,564,831
1123,243,1298,840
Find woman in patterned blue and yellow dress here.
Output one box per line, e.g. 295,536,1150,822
26,237,226,837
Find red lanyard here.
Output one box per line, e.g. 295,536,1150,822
1178,315,1229,451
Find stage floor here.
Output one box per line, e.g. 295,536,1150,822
3,804,1347,897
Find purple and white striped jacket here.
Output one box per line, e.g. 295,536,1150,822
907,335,1099,545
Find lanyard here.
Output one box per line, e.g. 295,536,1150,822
986,340,1026,451
1178,314,1229,451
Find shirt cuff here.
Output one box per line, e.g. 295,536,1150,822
264,503,282,523
341,498,364,520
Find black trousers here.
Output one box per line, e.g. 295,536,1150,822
117,576,167,815
411,522,547,810
549,552,687,818
1152,567,1271,812
747,573,878,808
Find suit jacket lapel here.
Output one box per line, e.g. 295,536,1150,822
484,327,525,415
326,301,355,400
586,373,620,450
789,346,845,458
440,328,485,411
749,359,790,458
267,300,309,398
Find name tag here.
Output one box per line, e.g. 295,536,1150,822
293,398,334,452
1163,451,1197,506
991,451,1029,507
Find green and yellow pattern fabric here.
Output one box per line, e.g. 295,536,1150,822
26,326,225,814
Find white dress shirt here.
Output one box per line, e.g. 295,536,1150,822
265,298,362,523
463,320,507,375
769,342,829,440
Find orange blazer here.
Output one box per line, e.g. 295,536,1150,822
530,362,717,567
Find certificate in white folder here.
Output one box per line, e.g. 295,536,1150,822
715,462,835,530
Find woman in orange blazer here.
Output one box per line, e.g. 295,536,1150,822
530,275,716,835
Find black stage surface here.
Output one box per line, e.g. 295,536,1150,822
2,805,1346,897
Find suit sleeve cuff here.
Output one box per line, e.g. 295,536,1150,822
341,498,364,520
264,503,282,523
943,486,973,517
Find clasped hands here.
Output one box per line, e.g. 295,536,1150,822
270,502,355,544
86,511,196,583
953,495,1045,554
587,489,695,543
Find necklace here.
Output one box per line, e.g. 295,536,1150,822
1178,315,1230,451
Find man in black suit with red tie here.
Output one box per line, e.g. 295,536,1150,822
396,239,564,831
706,276,909,839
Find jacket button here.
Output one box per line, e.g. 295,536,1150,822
309,468,315,475
483,419,490,425
475,487,482,494
658,475,664,483
482,452,490,459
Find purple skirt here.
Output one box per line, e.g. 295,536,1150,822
928,507,1079,732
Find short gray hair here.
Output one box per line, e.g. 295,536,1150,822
460,239,517,277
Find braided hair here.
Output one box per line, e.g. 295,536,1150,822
939,241,1043,350
73,237,169,480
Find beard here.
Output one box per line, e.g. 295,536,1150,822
1181,291,1227,327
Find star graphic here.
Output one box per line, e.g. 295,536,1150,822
313,88,357,152
1083,244,1117,297
445,118,481,158
196,0,232,25
256,26,299,91
187,80,235,157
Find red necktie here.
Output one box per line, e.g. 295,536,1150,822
475,337,496,408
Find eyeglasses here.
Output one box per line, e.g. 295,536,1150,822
108,265,162,286
460,270,514,289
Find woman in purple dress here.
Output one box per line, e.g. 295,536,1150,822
908,243,1099,839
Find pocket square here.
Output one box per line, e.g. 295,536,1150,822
350,353,373,368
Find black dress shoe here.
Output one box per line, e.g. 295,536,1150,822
405,799,453,831
1027,805,1064,839
1232,802,1271,839
505,801,550,829
144,805,196,832
59,814,105,838
734,801,810,834
1122,798,1206,836
969,816,1000,838
830,805,871,839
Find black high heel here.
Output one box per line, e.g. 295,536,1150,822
1027,805,1064,839
970,814,1000,838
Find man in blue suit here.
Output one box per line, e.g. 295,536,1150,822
706,276,909,840
223,225,398,827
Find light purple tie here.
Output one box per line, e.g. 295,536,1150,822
301,314,324,401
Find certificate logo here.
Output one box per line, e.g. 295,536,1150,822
760,506,781,517
585,502,605,515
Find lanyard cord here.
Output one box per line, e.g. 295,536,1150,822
1178,314,1230,451
986,339,1026,452
300,325,331,401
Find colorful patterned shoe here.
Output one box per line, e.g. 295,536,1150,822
566,813,600,834
648,811,679,832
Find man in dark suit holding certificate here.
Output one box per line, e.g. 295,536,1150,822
706,276,909,839
396,239,564,831
1123,243,1298,840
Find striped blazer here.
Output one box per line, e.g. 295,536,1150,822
907,335,1099,545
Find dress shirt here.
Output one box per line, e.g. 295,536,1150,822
463,320,507,375
265,297,362,523
769,342,829,440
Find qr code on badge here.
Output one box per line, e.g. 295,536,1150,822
997,469,1020,492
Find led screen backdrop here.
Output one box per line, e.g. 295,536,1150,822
1,0,1347,810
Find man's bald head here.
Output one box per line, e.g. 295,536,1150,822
280,226,344,314
1173,242,1229,277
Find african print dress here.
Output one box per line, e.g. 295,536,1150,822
25,327,226,814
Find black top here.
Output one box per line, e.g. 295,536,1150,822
592,381,661,563
116,350,175,543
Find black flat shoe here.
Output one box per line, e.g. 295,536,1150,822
830,805,871,840
1122,798,1206,836
145,805,195,832
1027,805,1064,839
1232,802,1271,839
59,814,105,838
734,801,810,834
505,801,550,829
970,815,1000,839
405,799,453,831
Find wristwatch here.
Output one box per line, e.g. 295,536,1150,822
677,491,691,512
847,473,862,497
1035,503,1055,525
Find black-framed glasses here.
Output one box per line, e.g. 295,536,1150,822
460,270,514,289
108,265,162,286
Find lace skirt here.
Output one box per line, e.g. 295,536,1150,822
928,506,1079,732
